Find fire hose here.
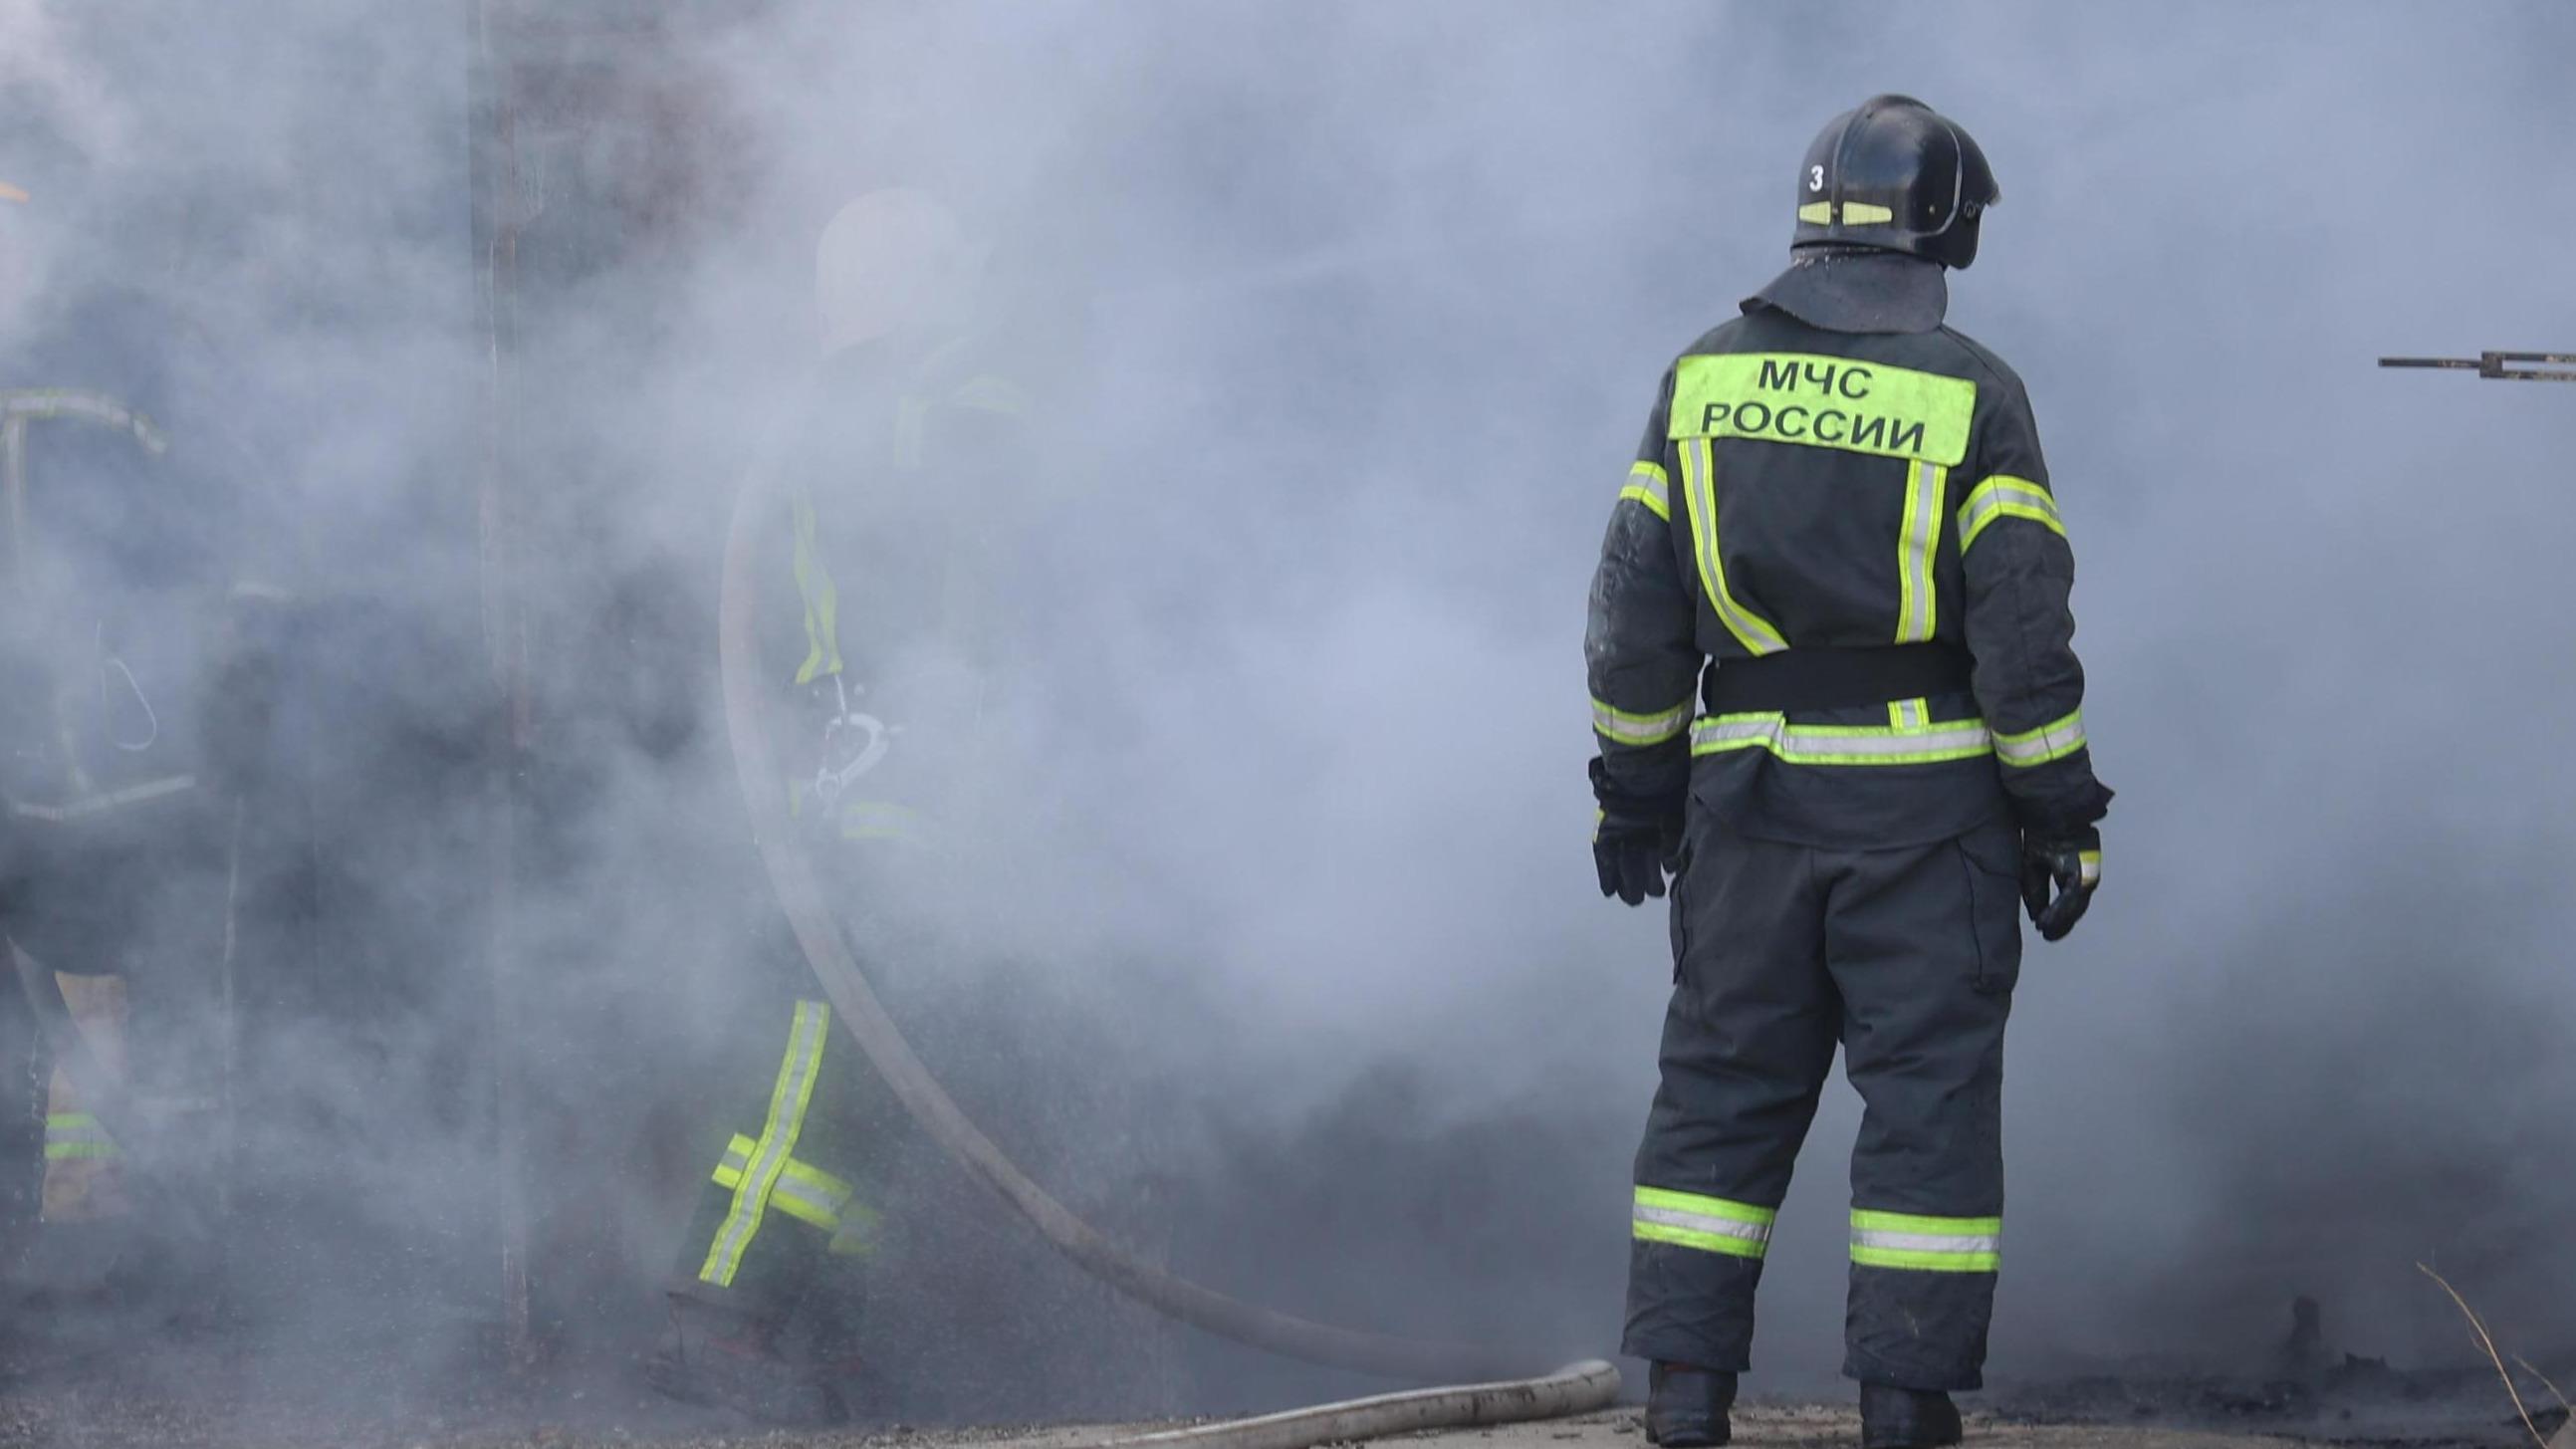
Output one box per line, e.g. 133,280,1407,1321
716,457,1618,1439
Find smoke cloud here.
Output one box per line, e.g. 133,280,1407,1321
1,0,2572,1436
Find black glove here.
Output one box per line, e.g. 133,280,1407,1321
2019,825,2101,942
1590,757,1683,907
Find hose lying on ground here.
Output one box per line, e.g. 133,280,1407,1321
1089,1359,1622,1449
717,457,1585,1391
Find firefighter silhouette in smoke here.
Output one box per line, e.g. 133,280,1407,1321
1585,98,2112,1449
0,155,290,1298
647,187,1035,1422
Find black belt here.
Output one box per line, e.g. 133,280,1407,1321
1704,644,1972,714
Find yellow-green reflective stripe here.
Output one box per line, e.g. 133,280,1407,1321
1692,712,1993,766
1682,437,1788,656
1993,708,2086,768
1896,460,1943,643
1671,354,1976,467
1841,201,1895,226
699,1001,830,1287
1796,201,1833,225
1957,475,2064,553
1634,1186,1775,1259
829,1199,885,1258
951,371,1030,417
2078,849,2102,886
770,1158,855,1233
711,1133,758,1188
715,1136,855,1235
44,1113,116,1156
1593,695,1694,748
839,800,920,842
1619,461,1671,521
791,493,843,686
1851,1210,2000,1273
1888,697,1929,730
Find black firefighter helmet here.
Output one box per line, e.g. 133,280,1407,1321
1793,95,1997,270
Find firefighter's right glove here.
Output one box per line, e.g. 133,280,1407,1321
2019,826,2102,942
1590,757,1683,907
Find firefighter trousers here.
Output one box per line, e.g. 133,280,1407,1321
1622,812,2022,1391
670,997,885,1329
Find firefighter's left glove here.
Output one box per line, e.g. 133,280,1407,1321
1590,757,1683,907
2019,825,2101,942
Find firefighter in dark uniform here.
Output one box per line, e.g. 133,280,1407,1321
1585,98,2112,1449
648,187,1031,1423
0,159,289,1289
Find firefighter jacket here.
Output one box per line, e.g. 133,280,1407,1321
0,286,279,971
1585,297,2111,849
761,333,1031,851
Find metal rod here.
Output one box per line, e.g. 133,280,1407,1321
467,0,537,1373
2379,351,2576,381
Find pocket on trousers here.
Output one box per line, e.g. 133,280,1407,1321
1666,837,1695,984
1954,826,2023,997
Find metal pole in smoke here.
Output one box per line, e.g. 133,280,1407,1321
466,0,538,1374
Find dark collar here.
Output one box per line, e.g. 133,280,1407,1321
1742,249,1948,335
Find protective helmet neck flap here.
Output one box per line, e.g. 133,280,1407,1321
1792,95,1997,271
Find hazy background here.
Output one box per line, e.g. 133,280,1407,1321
2,0,2573,1429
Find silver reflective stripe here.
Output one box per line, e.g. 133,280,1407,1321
1592,696,1694,747
1693,716,1785,749
774,1173,852,1224
12,775,197,823
1620,462,1671,520
1853,1228,2000,1256
699,1003,829,1286
1993,710,2085,766
1635,1204,1772,1247
1895,460,1942,643
1691,715,1993,763
1791,725,1990,760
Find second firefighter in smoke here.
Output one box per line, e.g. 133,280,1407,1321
649,187,1035,1424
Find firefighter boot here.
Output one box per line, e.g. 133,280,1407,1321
646,1296,839,1424
1859,1383,1963,1449
1645,1362,1735,1447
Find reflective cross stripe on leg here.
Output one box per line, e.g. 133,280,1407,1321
698,1001,831,1287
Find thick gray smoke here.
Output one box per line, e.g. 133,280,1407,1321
2,0,2574,1436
